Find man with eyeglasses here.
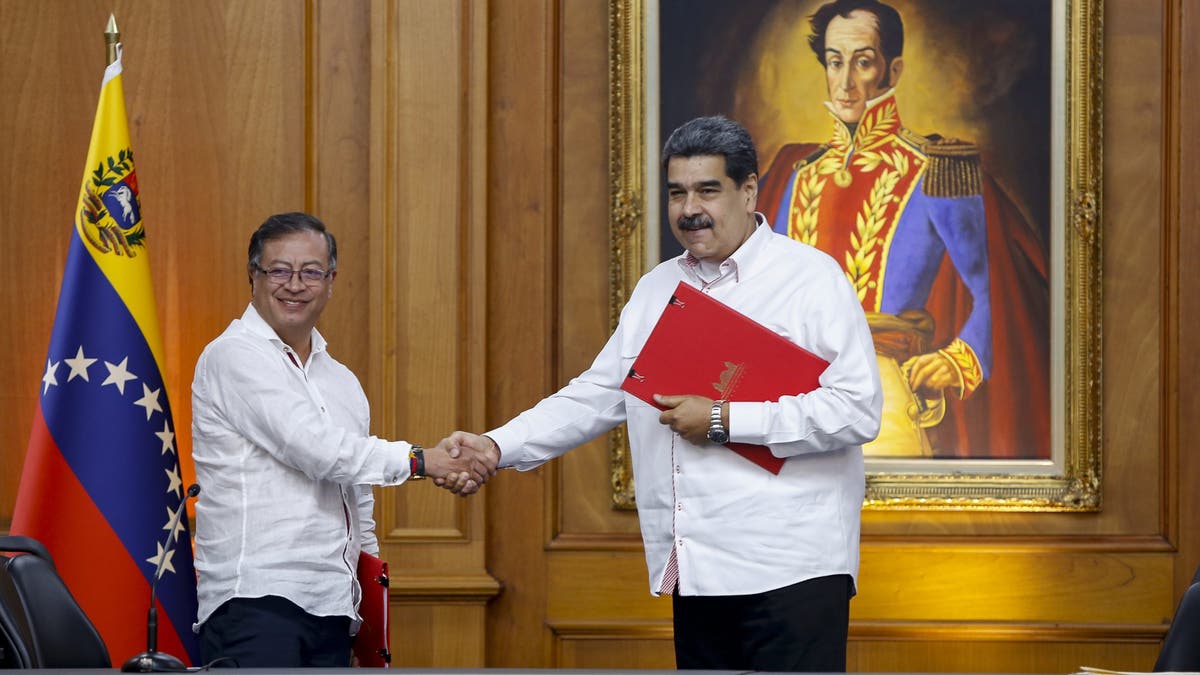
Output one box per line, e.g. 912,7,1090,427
190,212,497,667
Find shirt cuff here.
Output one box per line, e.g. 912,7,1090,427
726,401,765,444
381,441,414,485
485,427,520,469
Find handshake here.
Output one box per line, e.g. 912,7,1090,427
419,431,500,496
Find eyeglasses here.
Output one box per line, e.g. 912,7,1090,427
254,265,333,286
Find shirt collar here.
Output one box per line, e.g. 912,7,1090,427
676,213,771,285
240,303,328,357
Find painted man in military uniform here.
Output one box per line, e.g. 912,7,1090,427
757,0,1049,459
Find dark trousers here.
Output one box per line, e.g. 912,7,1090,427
672,574,852,672
199,595,352,668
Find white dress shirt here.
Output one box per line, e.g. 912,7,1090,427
488,219,882,597
191,304,412,629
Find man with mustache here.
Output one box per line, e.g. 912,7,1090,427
445,117,882,671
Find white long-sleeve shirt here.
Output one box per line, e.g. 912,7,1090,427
191,304,412,629
488,219,882,597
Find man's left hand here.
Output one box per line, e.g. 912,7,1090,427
654,394,717,446
906,351,957,396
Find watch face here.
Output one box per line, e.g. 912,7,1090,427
708,429,729,444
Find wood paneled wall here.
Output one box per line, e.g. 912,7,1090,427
1,0,1196,671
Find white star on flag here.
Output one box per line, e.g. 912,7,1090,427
155,420,176,455
163,505,187,543
102,357,138,395
135,383,163,420
146,541,177,577
64,346,98,382
165,464,183,498
42,359,60,394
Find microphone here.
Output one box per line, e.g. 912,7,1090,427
122,483,201,673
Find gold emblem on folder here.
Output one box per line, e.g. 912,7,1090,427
712,361,745,400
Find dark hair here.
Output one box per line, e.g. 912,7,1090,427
660,116,758,186
808,0,904,67
247,212,338,271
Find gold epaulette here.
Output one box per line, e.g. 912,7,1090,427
900,128,982,198
792,144,831,171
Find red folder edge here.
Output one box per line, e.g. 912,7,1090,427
619,282,829,474
355,551,391,667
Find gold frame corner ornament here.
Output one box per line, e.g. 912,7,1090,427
607,0,1102,512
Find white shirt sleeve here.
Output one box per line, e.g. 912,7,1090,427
195,338,411,485
356,484,379,555
488,329,628,471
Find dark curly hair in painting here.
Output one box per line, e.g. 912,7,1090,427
808,0,905,69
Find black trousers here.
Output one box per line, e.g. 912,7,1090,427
672,574,853,672
198,595,352,668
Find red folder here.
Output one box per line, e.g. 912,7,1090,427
354,551,391,667
620,282,829,473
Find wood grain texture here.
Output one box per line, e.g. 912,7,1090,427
482,0,556,664
1177,0,1200,600
367,7,496,665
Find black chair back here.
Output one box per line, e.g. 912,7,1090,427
0,536,111,668
0,551,38,669
1154,582,1200,672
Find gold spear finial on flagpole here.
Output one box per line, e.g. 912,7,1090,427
104,14,120,66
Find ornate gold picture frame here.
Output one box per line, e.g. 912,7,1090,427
608,0,1102,511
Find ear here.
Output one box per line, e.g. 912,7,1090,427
743,173,759,212
327,269,337,296
888,56,904,88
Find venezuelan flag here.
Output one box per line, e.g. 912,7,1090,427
11,45,199,665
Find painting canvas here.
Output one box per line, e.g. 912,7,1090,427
608,0,1103,509
661,0,1049,463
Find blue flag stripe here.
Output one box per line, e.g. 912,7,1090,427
41,232,197,658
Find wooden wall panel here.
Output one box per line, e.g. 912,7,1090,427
554,0,641,542
848,639,1159,674
311,0,373,381
483,0,556,668
0,2,92,528
553,630,675,670
1177,0,1200,600
369,0,497,666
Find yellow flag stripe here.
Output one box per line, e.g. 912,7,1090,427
74,62,167,376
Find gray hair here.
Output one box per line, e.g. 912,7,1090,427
660,116,758,185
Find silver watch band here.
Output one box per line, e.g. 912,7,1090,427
709,400,726,432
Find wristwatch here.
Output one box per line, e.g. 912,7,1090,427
707,400,729,444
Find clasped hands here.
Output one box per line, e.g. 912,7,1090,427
420,431,501,497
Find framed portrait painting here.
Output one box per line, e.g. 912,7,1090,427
608,0,1102,510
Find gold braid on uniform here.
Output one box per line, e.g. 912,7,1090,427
937,337,984,398
899,129,982,198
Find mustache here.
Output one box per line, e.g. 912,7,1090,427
676,214,714,231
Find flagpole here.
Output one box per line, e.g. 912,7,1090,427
105,14,119,66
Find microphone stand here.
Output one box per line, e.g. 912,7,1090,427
121,483,201,673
